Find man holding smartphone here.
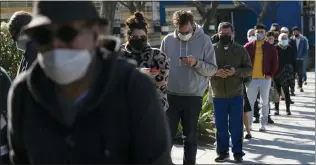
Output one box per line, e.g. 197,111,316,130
210,22,252,163
160,10,217,165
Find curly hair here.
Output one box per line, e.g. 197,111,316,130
125,11,149,35
172,10,194,28
7,11,32,41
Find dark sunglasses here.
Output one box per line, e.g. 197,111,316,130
130,35,147,41
27,25,82,45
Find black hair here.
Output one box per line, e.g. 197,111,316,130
292,26,300,32
254,24,267,31
266,31,275,37
218,22,234,33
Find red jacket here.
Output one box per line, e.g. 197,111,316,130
244,40,279,77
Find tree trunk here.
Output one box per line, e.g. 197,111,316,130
100,1,118,34
202,2,218,35
257,1,270,24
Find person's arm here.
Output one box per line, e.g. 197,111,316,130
270,46,279,76
154,50,169,94
128,70,172,164
160,38,166,55
193,39,218,76
7,75,29,164
234,47,253,78
303,39,309,57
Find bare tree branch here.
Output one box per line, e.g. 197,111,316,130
119,1,147,14
100,1,118,34
192,1,206,18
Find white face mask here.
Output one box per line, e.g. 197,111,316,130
248,36,256,42
178,32,192,41
37,49,92,85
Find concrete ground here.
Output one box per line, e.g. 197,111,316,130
172,72,315,164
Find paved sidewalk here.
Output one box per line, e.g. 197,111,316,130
171,72,315,164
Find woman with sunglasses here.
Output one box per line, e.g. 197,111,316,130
121,11,169,111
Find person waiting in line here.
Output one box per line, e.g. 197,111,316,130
0,67,12,164
244,24,278,132
247,29,256,42
7,1,172,164
161,10,217,165
211,22,252,163
251,31,276,124
121,11,169,111
7,11,38,76
274,33,296,115
290,26,308,92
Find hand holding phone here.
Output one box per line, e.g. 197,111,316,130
223,65,232,70
140,68,160,77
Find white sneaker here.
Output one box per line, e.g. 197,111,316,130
259,126,266,132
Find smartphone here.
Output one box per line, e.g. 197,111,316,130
223,65,232,70
179,57,188,60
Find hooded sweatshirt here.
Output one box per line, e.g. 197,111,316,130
160,24,217,96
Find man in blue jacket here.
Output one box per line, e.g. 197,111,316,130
290,26,308,92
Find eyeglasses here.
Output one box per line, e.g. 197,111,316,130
27,25,84,45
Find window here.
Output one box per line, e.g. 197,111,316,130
27,1,32,7
8,2,27,8
1,1,8,8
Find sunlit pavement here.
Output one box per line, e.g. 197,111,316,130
171,72,315,164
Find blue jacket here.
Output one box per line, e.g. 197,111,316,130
291,36,308,59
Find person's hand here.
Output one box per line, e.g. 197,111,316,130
224,67,235,76
140,68,160,78
185,55,198,67
265,75,272,79
215,69,227,78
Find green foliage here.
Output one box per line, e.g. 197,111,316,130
0,21,23,79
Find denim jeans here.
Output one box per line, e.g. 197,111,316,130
246,79,271,127
166,94,202,165
213,96,244,155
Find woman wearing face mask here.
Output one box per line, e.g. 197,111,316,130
273,33,296,115
121,11,169,111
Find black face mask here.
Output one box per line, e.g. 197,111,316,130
294,34,300,37
129,38,147,51
219,35,232,45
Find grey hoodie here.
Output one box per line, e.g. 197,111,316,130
160,24,217,96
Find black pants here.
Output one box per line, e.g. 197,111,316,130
296,59,304,88
297,72,304,88
275,81,291,110
166,94,202,165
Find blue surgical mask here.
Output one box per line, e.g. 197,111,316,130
256,33,265,40
281,39,288,46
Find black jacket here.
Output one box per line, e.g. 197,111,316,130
16,40,37,76
275,44,296,72
7,49,172,164
0,67,11,164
